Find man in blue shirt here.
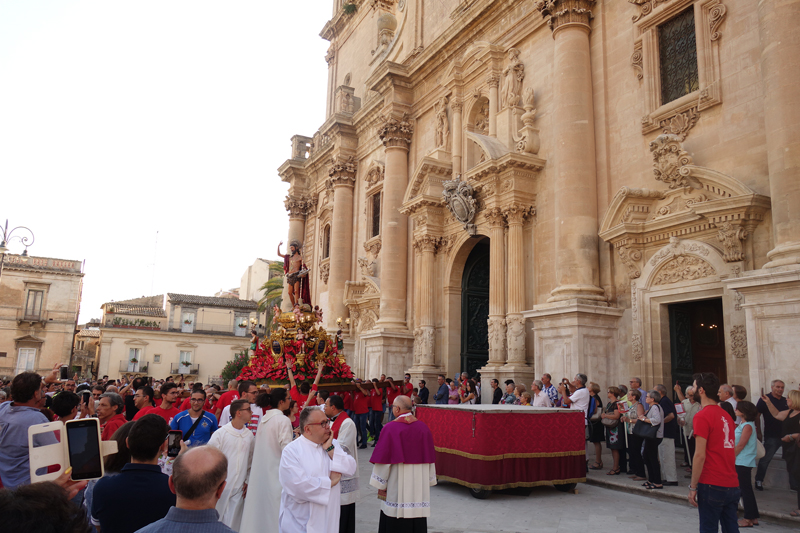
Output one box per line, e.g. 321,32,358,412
92,414,176,533
418,380,429,405
0,372,57,489
170,390,217,446
137,446,234,533
433,374,449,404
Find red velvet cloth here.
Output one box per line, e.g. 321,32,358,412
415,406,586,489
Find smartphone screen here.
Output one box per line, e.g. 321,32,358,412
167,430,182,458
65,419,103,480
81,391,91,404
59,366,69,380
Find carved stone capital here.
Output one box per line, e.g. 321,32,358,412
378,114,414,149
503,204,534,226
285,195,318,218
537,0,596,34
413,234,438,254
485,207,506,228
450,97,463,113
364,238,382,258
328,155,358,187
717,222,747,262
325,45,335,65
486,74,500,89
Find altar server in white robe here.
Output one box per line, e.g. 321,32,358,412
324,394,359,533
278,406,358,533
239,388,292,533
207,399,255,531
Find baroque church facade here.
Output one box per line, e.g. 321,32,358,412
277,0,800,398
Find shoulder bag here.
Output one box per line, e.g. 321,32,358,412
632,405,661,440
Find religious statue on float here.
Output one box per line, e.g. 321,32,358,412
277,240,311,307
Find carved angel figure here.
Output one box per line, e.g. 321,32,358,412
500,48,525,109
434,97,449,148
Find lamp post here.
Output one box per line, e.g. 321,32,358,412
0,219,35,281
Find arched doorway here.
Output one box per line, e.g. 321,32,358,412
460,240,490,376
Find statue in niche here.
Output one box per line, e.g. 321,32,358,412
500,48,525,109
434,96,450,148
475,102,489,134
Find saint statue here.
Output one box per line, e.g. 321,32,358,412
434,97,449,149
278,240,311,307
500,48,525,109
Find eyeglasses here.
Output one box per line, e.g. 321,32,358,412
306,420,330,428
190,398,204,402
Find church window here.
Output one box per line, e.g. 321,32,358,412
322,224,331,259
658,8,699,106
369,192,381,239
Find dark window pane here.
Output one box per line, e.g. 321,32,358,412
25,290,43,319
371,192,381,238
323,225,331,259
658,8,699,105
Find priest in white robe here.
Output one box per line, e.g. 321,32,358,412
278,406,357,533
324,394,359,533
207,399,255,531
239,388,293,533
369,396,437,533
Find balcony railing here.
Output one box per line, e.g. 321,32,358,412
16,309,48,325
171,363,199,375
119,360,149,374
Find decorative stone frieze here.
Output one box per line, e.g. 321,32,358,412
319,261,330,284
717,222,746,262
631,333,643,361
537,0,596,33
487,316,507,364
652,255,716,285
284,195,318,218
505,314,526,363
328,155,358,187
730,325,747,358
378,114,414,149
650,134,698,189
631,43,643,80
618,245,643,279
650,238,710,266
365,161,385,187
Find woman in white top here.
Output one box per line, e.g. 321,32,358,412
638,390,665,490
460,379,477,404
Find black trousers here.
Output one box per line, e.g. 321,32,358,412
736,465,760,520
628,432,646,478
378,511,427,533
643,437,662,484
339,503,355,533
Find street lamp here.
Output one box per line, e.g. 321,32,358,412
0,219,35,256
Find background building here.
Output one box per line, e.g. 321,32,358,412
276,0,799,397
0,254,84,380
95,293,257,381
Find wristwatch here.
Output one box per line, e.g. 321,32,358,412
325,444,335,452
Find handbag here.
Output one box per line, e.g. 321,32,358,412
602,417,620,428
756,438,766,460
632,405,661,440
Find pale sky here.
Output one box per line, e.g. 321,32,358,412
0,1,332,323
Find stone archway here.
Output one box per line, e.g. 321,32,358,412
460,239,490,376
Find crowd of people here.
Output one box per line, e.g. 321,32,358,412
0,362,437,533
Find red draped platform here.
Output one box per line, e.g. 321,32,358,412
415,404,586,490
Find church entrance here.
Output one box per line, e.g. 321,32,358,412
460,240,490,377
668,298,727,388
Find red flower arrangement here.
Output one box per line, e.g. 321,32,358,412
237,338,354,383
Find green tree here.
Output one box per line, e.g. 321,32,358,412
258,262,285,330
221,350,250,382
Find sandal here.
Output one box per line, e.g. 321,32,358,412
588,462,603,470
646,483,663,490
790,510,800,517
607,468,621,475
737,519,756,527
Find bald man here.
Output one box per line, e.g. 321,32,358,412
369,396,437,533
137,446,234,533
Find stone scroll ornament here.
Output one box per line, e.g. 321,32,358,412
442,174,478,236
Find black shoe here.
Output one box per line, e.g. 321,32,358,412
755,481,764,491
359,444,367,449
662,481,679,486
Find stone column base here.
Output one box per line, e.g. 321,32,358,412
724,265,800,393
476,364,505,404
523,300,623,390
406,366,445,400
357,329,414,380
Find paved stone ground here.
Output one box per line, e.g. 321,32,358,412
352,446,799,533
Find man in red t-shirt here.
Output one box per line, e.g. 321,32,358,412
688,372,740,533
402,374,414,396
287,360,324,408
353,379,371,449
369,379,384,446
98,392,127,441
215,380,240,421
134,382,180,425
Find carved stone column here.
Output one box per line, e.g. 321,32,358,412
504,204,532,365
413,235,437,366
539,0,605,303
325,45,336,118
377,115,414,329
327,157,357,329
758,0,800,268
451,98,463,177
486,207,507,365
487,74,500,138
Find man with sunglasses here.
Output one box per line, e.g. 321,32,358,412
278,407,357,533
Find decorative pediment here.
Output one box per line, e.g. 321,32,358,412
639,237,728,288
401,156,452,215
124,339,150,346
14,335,44,344
176,342,198,349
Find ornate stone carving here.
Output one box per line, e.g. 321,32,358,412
434,96,450,149
484,206,506,227
450,97,463,113
364,238,382,258
660,107,699,141
649,237,710,266
730,325,747,358
325,45,335,65
413,234,438,253
708,2,727,41
628,0,671,22
631,45,643,81
650,134,695,189
357,257,376,277
631,333,643,361
717,222,746,262
413,326,435,362
378,114,414,148
503,203,534,225
442,175,478,235
319,261,330,284
631,281,638,321
328,155,358,187
500,48,524,109
505,314,526,362
475,102,489,134
486,73,500,89
487,316,507,363
284,195,318,218
438,234,457,256
515,88,540,155
537,0,596,32
618,246,643,279
365,161,385,187
652,255,716,285
732,290,743,311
